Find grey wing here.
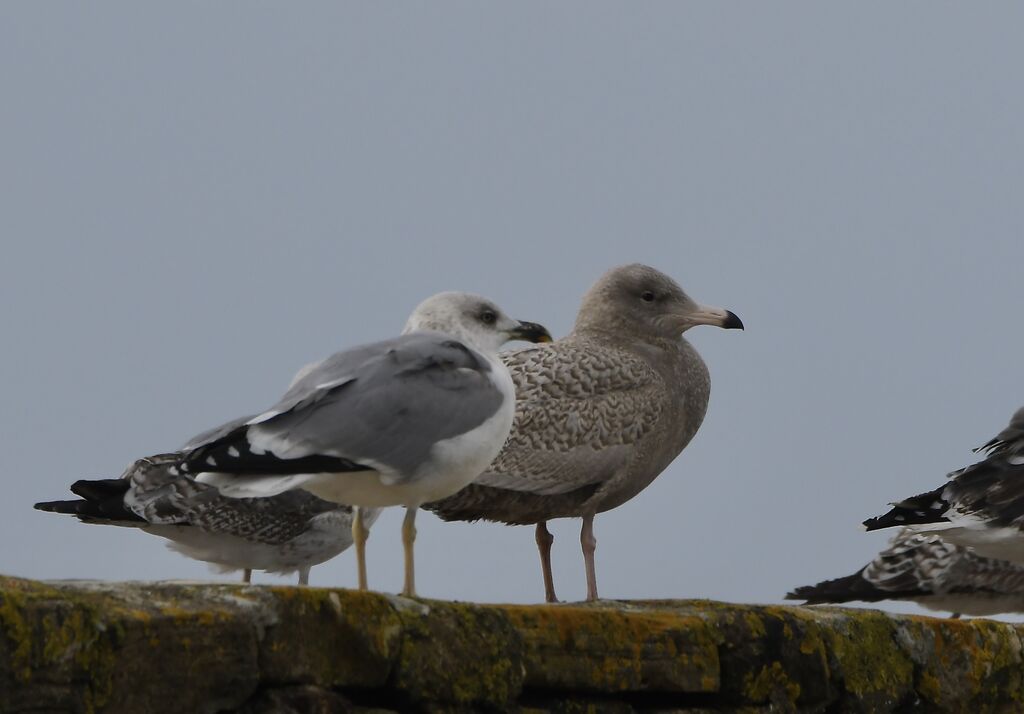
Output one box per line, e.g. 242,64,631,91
125,459,347,545
182,414,255,451
476,342,666,496
180,332,505,480
177,351,366,451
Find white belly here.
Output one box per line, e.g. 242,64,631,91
303,386,515,508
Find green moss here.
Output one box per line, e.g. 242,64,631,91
260,587,399,688
0,578,121,713
822,611,914,703
503,603,719,694
742,611,768,638
392,599,524,706
9,579,1024,711
40,606,121,713
744,661,801,707
0,587,33,681
901,615,1024,708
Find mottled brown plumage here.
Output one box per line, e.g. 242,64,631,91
426,264,743,601
789,529,1024,618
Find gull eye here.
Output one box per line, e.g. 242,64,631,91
480,310,497,325
640,291,656,303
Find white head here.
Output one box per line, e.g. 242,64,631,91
404,291,552,355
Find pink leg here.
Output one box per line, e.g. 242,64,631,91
580,514,598,601
535,521,558,603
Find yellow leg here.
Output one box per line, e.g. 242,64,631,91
353,506,369,591
401,507,417,597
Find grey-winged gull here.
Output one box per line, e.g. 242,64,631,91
787,529,1024,618
96,292,548,597
35,453,381,585
426,264,743,601
864,406,1024,564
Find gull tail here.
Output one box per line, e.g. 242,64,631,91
786,570,890,605
862,486,950,532
34,478,145,527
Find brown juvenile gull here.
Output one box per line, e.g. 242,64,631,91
43,292,551,598
864,406,1024,564
426,264,743,602
35,453,381,585
788,529,1024,618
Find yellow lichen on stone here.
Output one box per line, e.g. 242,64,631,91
39,606,119,714
742,610,768,638
0,587,33,682
260,586,400,688
9,579,1024,712
502,603,719,694
904,615,1024,707
391,599,525,706
744,660,801,707
821,612,913,701
0,578,121,714
918,670,943,703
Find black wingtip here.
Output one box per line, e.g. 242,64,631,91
785,570,888,605
862,512,898,532
784,586,816,603
69,478,129,501
36,478,144,524
863,486,950,532
34,499,77,514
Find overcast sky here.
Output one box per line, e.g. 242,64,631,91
2,3,1023,615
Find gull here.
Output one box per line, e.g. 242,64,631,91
864,406,1024,564
35,453,380,584
788,529,1024,618
427,264,743,601
42,292,550,597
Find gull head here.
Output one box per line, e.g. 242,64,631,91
575,263,744,341
1005,407,1024,435
404,291,552,355
976,405,1024,456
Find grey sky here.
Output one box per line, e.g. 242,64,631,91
2,3,1023,614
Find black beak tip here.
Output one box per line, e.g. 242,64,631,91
723,310,744,330
516,321,554,344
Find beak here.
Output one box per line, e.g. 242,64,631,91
510,320,554,343
683,304,744,330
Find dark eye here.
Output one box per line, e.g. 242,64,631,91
480,310,497,325
640,291,656,303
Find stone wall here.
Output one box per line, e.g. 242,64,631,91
1,575,1022,713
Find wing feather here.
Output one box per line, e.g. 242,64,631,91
475,342,666,495
181,333,504,480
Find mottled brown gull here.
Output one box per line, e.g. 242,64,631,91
35,453,381,585
426,264,743,601
788,529,1024,618
864,405,1024,565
